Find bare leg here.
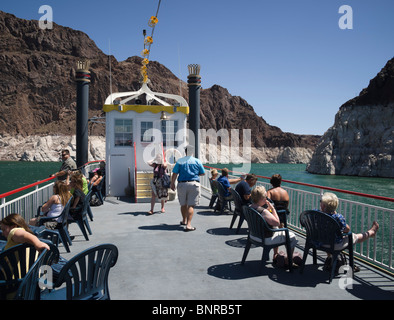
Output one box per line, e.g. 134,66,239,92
356,221,379,243
161,199,165,213
181,205,195,230
149,191,155,214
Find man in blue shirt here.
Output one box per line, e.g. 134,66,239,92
171,145,205,232
235,173,257,205
217,168,242,198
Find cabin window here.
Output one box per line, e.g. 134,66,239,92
141,121,154,142
114,119,133,147
161,120,178,147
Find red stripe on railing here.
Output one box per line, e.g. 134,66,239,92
203,165,394,203
134,142,138,203
0,160,104,200
0,176,56,199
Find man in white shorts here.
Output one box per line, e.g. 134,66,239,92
171,145,205,232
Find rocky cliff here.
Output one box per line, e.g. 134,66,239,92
0,11,320,163
307,58,394,177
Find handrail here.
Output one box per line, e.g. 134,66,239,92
0,176,55,200
134,142,138,203
0,160,104,201
202,164,394,274
203,165,394,203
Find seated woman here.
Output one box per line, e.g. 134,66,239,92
90,169,103,192
267,174,290,219
267,174,291,259
320,192,379,250
29,181,72,229
71,170,89,195
250,186,298,263
68,173,86,220
1,213,50,252
209,169,218,190
148,154,168,214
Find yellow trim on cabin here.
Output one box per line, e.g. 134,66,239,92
103,104,189,115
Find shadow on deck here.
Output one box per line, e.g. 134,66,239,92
59,191,394,301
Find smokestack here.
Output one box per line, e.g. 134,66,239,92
187,64,201,158
75,60,90,168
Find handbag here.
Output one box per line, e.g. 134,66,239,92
161,172,171,188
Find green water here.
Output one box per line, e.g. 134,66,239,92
0,161,61,200
0,161,393,209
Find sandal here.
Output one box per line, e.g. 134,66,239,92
184,227,196,232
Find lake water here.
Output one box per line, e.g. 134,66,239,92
0,161,393,209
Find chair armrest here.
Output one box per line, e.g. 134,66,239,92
344,232,353,245
271,227,288,233
37,216,58,226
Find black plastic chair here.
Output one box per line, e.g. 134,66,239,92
68,190,93,241
92,175,106,204
0,243,52,299
213,180,233,214
299,210,354,283
14,248,48,300
270,200,290,228
208,179,218,209
39,229,60,247
229,189,246,234
37,198,72,252
53,243,118,300
241,206,293,272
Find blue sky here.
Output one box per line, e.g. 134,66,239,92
2,0,394,135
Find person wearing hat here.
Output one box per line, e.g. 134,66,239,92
148,153,168,214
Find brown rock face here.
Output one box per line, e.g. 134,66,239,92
307,57,394,177
0,11,319,152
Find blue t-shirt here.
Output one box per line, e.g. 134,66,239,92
217,175,231,197
172,156,205,182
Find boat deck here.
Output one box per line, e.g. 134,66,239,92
56,190,394,301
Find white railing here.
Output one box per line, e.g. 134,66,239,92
0,162,101,221
2,163,393,274
201,167,394,275
0,183,54,221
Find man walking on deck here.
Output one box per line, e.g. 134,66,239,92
171,145,205,232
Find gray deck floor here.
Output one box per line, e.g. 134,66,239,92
56,191,394,301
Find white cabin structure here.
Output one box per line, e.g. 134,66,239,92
103,82,188,201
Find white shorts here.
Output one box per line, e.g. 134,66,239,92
177,181,200,206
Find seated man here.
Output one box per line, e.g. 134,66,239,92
217,168,242,198
235,173,257,205
320,192,379,250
